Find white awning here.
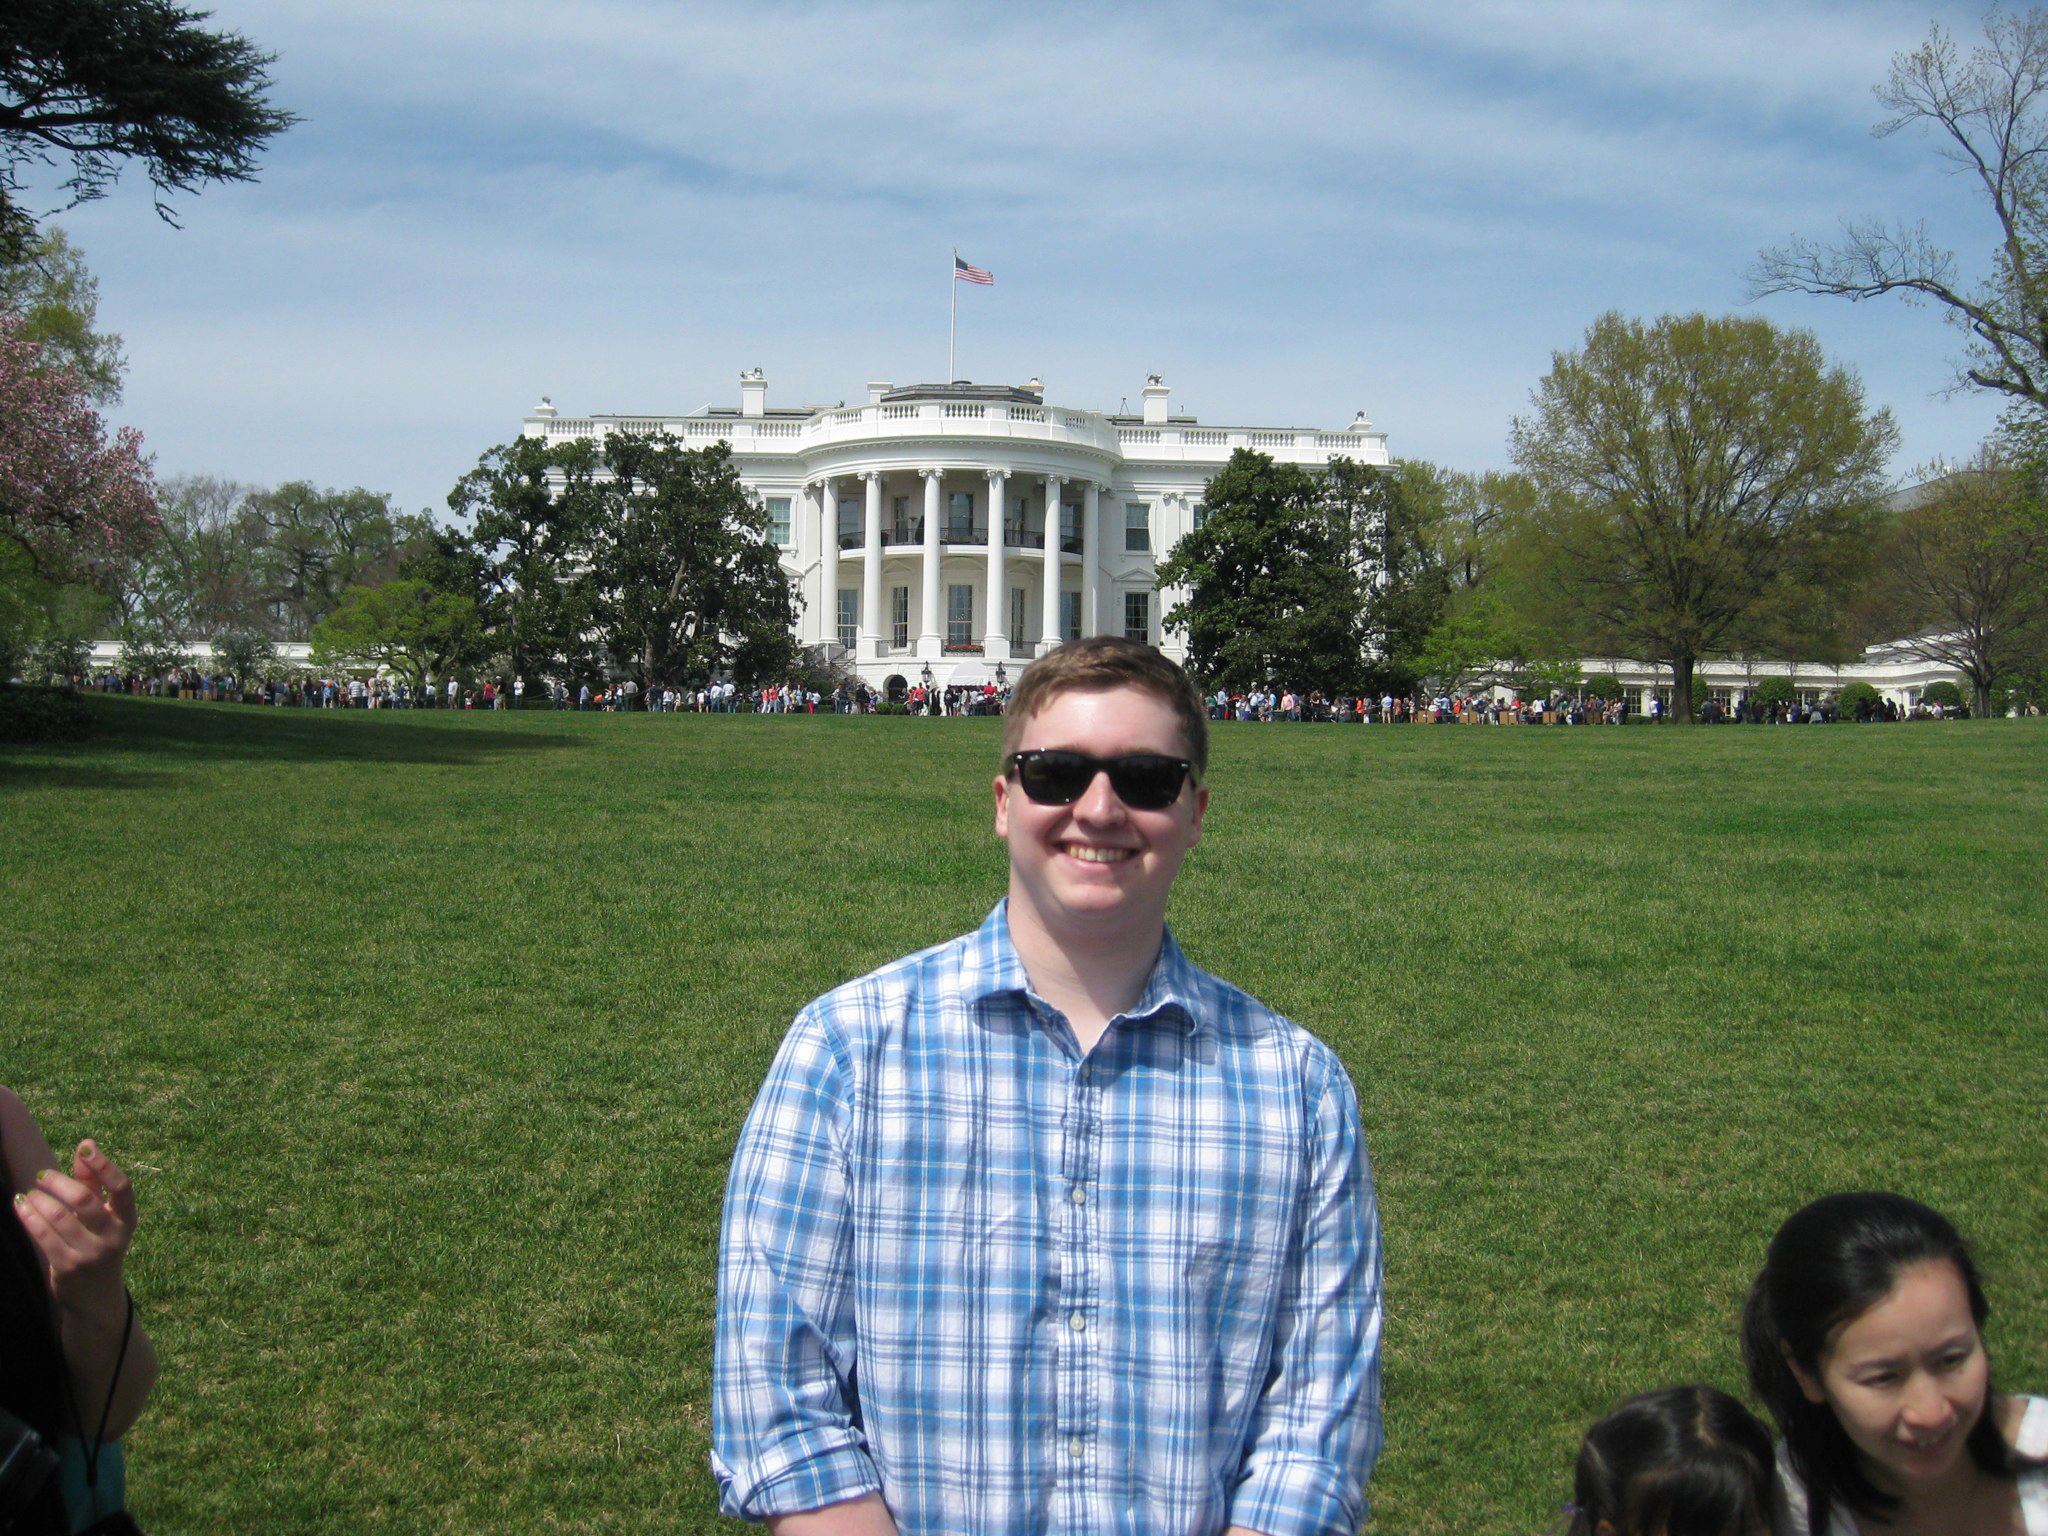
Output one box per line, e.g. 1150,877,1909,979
946,661,993,686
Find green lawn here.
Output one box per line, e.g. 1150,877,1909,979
4,698,2044,1534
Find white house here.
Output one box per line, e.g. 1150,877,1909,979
520,371,1389,692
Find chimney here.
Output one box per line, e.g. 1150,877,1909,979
1142,374,1170,425
867,380,892,403
740,367,767,418
532,396,557,418
1348,410,1374,433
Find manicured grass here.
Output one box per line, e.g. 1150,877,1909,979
4,699,2044,1534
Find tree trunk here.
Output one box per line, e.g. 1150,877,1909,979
1973,676,1994,719
1673,653,1696,723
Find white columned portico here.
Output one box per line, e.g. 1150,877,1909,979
1081,481,1101,637
1039,474,1064,654
859,471,883,661
817,477,838,651
918,469,942,657
984,470,1009,657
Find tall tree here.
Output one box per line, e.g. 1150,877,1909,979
585,433,800,689
242,482,406,639
1866,441,2048,718
0,225,123,401
126,474,265,636
1325,458,1452,693
0,0,295,258
1751,11,2048,414
1157,449,1367,693
309,579,479,693
449,435,601,689
1510,312,1895,722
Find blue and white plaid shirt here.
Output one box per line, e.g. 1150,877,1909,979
712,903,1383,1536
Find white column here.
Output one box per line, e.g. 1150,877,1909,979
1081,481,1101,637
859,471,883,661
919,469,942,657
983,469,1009,657
1039,474,1064,654
1157,492,1187,658
817,478,838,652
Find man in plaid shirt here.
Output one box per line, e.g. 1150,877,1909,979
713,638,1383,1536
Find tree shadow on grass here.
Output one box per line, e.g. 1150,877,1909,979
2,696,584,781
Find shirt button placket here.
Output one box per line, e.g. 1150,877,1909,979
1059,1057,1100,1520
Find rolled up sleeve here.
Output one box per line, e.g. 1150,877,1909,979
711,1008,883,1521
1226,1051,1384,1536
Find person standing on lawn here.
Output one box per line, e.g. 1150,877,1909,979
713,636,1384,1536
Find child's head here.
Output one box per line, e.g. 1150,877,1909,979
1567,1385,1776,1536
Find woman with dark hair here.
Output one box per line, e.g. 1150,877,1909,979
3,1087,158,1533
1565,1384,1778,1536
1743,1191,2046,1535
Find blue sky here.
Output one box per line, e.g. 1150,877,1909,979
32,0,2011,517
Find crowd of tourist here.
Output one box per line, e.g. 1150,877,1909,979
52,665,2026,723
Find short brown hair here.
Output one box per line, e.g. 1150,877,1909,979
999,638,1208,772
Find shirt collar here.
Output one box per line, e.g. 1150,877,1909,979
966,900,1203,1035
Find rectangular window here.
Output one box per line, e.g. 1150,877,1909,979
891,496,910,543
1010,587,1027,648
1125,501,1150,554
1061,590,1081,642
837,588,857,651
1124,591,1150,644
891,586,909,649
947,491,975,540
947,584,974,645
1007,498,1029,546
767,496,792,546
838,498,861,550
1061,501,1081,553
1191,503,1207,533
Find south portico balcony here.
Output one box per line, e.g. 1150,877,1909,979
836,519,1079,553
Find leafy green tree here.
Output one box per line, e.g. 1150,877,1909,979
1923,680,1966,711
211,624,275,691
1158,449,1367,693
584,433,800,689
1584,673,1625,702
1413,589,1519,693
0,0,295,259
115,605,185,677
1835,681,1882,719
1751,676,1798,714
1863,442,2048,719
242,481,408,639
1510,312,1895,722
123,474,265,636
1324,457,1450,693
450,436,601,690
0,226,122,401
308,580,478,693
1751,12,2048,415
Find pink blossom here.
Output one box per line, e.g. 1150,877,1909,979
0,314,159,580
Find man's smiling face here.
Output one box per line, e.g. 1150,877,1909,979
994,684,1207,949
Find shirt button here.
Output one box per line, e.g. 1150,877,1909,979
1068,1438,1085,1459
1069,1311,1086,1333
1070,1185,1087,1205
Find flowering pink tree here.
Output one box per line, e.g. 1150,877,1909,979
0,314,158,582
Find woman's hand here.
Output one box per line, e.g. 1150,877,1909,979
12,1139,138,1315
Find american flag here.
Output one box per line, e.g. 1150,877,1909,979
954,256,994,285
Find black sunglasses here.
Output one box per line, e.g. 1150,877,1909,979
1004,749,1196,811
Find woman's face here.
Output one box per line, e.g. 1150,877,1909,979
1798,1258,1990,1494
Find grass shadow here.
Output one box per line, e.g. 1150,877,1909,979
7,695,585,773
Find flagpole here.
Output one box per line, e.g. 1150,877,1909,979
949,247,957,381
